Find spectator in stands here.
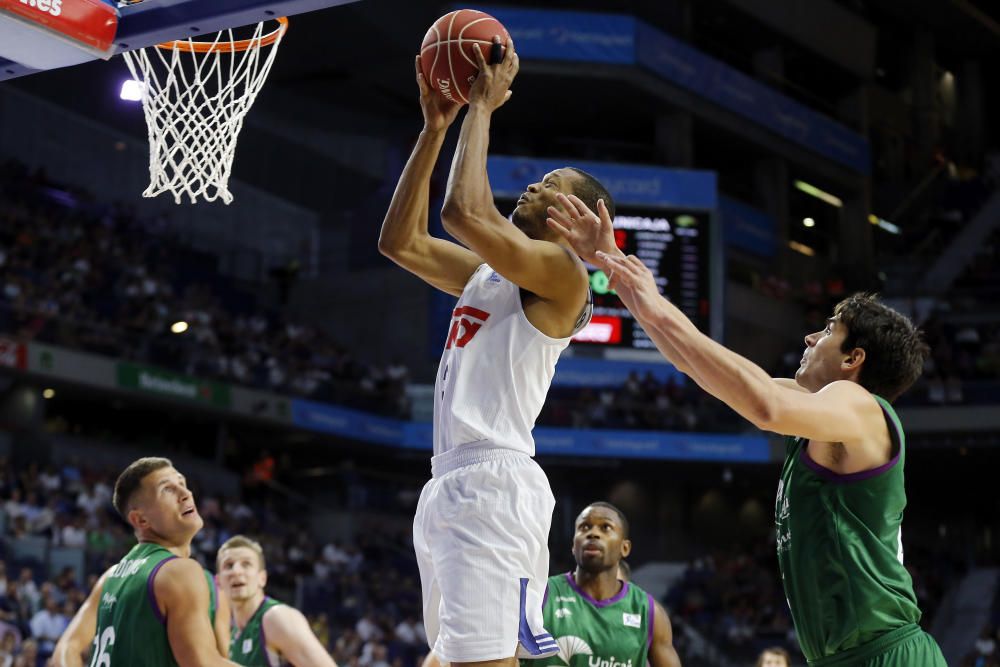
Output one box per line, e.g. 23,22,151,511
963,627,998,667
0,158,411,417
11,638,36,667
12,572,37,617
0,630,17,667
28,594,66,658
756,647,791,667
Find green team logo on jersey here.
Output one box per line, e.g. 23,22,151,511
555,636,592,664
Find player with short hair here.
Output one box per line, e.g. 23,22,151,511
379,37,607,667
52,457,238,667
524,503,681,667
548,198,946,666
217,535,337,667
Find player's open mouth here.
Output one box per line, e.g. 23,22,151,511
517,195,528,205
182,508,196,517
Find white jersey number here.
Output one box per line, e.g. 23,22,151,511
90,626,116,667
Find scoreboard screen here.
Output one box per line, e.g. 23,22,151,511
573,207,713,350
498,200,715,352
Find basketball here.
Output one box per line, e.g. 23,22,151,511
419,9,510,105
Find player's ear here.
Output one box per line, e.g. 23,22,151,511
127,507,145,532
842,347,865,372
259,568,268,588
620,539,632,559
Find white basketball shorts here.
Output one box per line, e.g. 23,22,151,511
413,445,558,663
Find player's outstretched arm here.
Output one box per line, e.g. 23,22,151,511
649,602,683,667
440,39,587,308
598,252,881,444
50,570,111,667
156,558,241,667
262,605,338,667
379,56,483,297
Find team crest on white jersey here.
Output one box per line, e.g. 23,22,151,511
487,271,502,284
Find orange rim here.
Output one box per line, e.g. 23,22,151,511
156,16,288,53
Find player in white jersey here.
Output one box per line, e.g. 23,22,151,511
378,38,612,667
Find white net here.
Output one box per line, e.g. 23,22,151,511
121,20,286,205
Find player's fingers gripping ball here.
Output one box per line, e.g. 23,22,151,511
420,9,510,105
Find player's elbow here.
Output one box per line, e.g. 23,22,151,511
750,393,785,432
440,198,477,232
377,223,415,260
735,382,781,431
377,232,400,258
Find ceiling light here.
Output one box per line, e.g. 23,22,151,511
794,180,843,208
788,241,815,257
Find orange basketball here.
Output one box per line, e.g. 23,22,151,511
419,9,510,105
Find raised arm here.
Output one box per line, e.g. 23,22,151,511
649,602,683,667
263,605,337,667
50,570,110,667
439,39,585,303
597,253,884,446
378,56,483,297
156,559,240,667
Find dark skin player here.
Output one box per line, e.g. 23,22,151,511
570,504,682,667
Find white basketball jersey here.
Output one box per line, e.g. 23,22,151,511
433,264,591,457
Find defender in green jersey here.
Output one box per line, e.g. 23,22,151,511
547,204,946,666
523,503,681,667
217,535,337,667
51,457,238,667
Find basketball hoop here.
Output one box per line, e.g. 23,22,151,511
121,17,288,204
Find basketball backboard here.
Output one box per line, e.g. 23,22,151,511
0,0,363,81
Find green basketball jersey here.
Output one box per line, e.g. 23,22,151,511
91,542,216,667
230,597,285,666
775,395,921,663
521,573,653,667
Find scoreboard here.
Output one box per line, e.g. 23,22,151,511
491,199,717,353
575,207,712,350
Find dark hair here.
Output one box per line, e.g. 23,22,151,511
113,457,173,519
756,647,791,667
567,168,616,220
583,501,629,538
833,293,928,402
